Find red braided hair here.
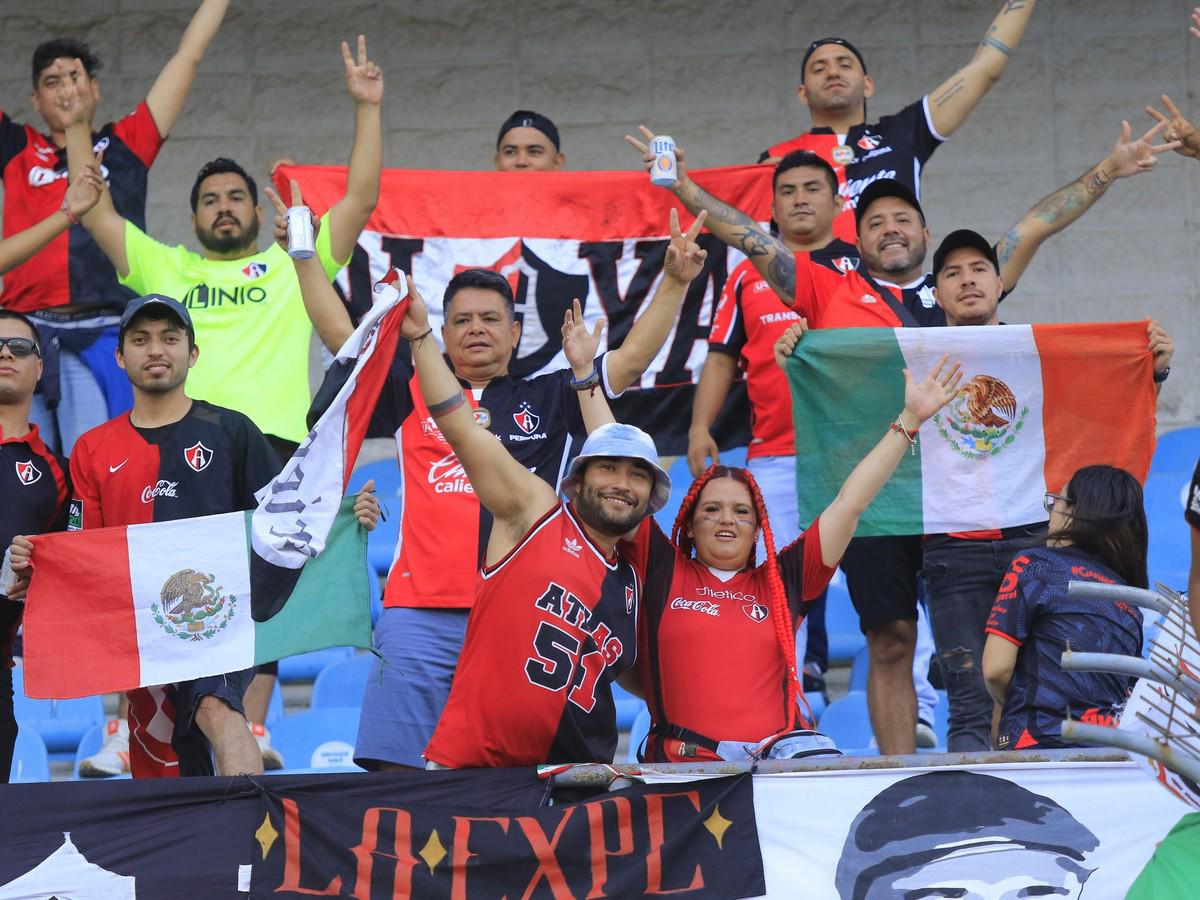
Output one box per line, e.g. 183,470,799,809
669,465,812,731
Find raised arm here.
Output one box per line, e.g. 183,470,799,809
605,208,708,394
267,181,355,352
560,298,617,434
0,162,103,275
404,277,558,549
62,74,128,276
144,0,230,136
928,0,1039,138
624,127,796,304
994,120,1178,290
687,353,736,477
327,36,383,264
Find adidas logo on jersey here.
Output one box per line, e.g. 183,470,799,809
562,537,582,558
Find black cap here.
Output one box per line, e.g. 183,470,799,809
932,229,1000,279
854,178,925,229
496,110,561,151
119,294,194,342
801,37,868,76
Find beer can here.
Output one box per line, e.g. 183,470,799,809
650,135,678,187
287,205,315,260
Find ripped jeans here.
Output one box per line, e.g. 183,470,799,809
921,526,1047,752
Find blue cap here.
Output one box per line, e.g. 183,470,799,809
119,294,194,343
560,422,671,514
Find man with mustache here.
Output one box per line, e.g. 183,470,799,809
760,1,1038,242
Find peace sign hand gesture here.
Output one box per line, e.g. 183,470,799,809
662,208,708,284
1107,119,1181,177
343,35,383,106
1145,94,1200,160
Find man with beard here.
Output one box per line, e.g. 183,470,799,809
390,273,669,768
759,1,1038,242
64,36,383,461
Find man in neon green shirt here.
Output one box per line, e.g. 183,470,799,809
64,35,383,457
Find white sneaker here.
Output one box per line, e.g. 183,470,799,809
80,719,130,777
250,722,284,770
915,720,938,749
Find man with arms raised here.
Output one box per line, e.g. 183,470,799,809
761,1,1037,240
1,1,230,454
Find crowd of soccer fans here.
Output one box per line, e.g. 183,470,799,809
0,0,1196,783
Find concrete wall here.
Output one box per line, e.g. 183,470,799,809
2,0,1197,427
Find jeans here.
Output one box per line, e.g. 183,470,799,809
921,525,1047,752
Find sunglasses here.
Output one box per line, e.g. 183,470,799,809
0,337,40,358
1043,491,1072,513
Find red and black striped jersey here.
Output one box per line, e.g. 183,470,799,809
628,519,835,760
761,98,944,243
68,400,280,530
0,424,69,661
424,502,640,768
0,102,164,312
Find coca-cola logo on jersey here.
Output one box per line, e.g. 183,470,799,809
428,452,474,495
670,597,720,617
141,480,179,504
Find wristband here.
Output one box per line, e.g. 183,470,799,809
407,327,433,344
1153,366,1170,384
60,197,80,226
427,391,466,417
888,415,918,455
570,367,601,391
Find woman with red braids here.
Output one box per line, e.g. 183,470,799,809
629,324,963,761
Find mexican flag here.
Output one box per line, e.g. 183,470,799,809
785,322,1157,536
21,274,409,699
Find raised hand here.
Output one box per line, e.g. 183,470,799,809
56,58,97,128
1145,95,1200,160
63,152,106,219
561,297,605,374
1147,318,1174,378
342,35,383,106
773,320,808,371
623,124,691,183
663,208,708,283
353,479,381,531
402,274,432,340
902,354,964,425
1107,119,1181,178
1191,6,1200,38
264,180,320,253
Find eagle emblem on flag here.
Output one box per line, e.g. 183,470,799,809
150,569,236,641
934,374,1029,459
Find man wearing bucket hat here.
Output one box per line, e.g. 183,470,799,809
394,273,669,767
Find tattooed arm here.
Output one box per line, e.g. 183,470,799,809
995,120,1179,290
927,0,1038,138
624,126,797,305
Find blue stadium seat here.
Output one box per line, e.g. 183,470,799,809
817,691,875,754
1150,427,1200,477
848,645,870,692
348,459,401,578
266,708,364,774
266,678,285,726
1144,474,1191,591
626,707,651,763
368,570,383,627
277,646,355,684
9,726,50,783
310,654,374,710
611,681,647,732
71,723,129,780
803,690,827,725
825,570,865,664
12,662,105,755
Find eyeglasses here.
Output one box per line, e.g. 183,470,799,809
0,337,40,358
1043,491,1072,513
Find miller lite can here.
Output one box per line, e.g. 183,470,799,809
650,135,678,187
286,205,315,260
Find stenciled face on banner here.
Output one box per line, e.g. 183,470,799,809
835,771,1099,900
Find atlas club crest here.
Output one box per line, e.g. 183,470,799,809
933,374,1029,459
14,459,42,485
184,441,213,472
513,402,540,435
742,600,769,622
150,569,237,642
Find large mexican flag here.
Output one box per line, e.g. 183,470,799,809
785,323,1157,536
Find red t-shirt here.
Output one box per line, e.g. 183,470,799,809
792,250,911,329
424,502,640,768
629,519,836,761
0,102,164,312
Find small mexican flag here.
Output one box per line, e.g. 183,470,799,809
785,322,1157,536
21,500,368,699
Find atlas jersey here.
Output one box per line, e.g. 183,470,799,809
793,247,917,329
373,355,611,609
761,97,944,242
0,103,164,312
631,518,835,761
987,547,1142,750
69,400,280,530
424,502,640,767
0,425,69,662
710,243,860,457
1186,456,1200,531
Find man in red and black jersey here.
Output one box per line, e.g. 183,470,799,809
393,274,670,767
758,2,1038,241
16,293,279,778
279,184,709,769
0,310,70,782
0,1,229,455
